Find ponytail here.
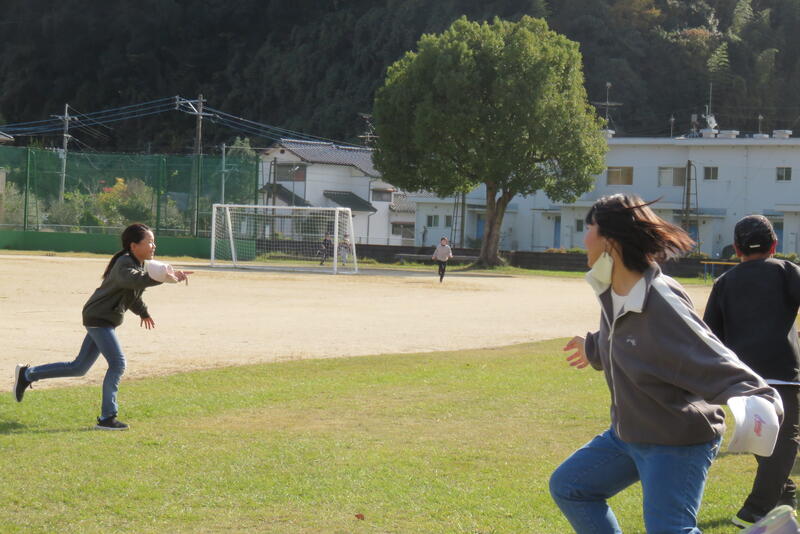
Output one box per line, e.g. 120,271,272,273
102,223,152,279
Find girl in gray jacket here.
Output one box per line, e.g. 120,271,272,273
13,223,191,430
550,194,782,534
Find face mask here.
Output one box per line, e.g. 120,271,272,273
586,251,613,293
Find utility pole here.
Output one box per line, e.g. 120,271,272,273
191,94,205,236
54,103,71,203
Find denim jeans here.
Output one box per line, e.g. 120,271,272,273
550,427,721,534
26,327,126,419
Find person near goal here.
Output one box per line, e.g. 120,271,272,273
431,236,453,283
703,215,800,528
552,194,782,534
12,223,192,431
318,233,333,265
338,233,351,266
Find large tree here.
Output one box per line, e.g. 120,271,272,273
372,16,607,265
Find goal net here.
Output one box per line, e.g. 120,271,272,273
210,204,358,274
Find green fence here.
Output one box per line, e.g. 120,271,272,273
0,145,260,239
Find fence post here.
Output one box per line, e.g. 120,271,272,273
156,155,166,236
23,147,31,231
253,156,259,205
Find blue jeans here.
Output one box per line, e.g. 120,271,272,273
26,327,126,419
550,428,721,534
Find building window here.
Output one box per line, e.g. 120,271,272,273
275,163,306,182
372,190,392,202
607,167,633,185
392,223,415,238
576,219,584,232
777,167,792,181
658,167,686,187
426,215,440,227
703,167,719,181
445,215,453,228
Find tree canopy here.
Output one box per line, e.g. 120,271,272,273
2,1,800,152
373,16,607,265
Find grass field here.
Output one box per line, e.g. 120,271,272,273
1,339,765,533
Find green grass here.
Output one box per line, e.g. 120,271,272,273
1,340,762,533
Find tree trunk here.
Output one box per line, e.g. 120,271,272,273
478,187,513,266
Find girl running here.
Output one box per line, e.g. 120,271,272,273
13,223,191,430
431,236,453,283
551,194,782,533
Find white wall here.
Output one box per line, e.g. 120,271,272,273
260,149,399,245
413,136,800,255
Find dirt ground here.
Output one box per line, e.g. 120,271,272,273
0,254,713,392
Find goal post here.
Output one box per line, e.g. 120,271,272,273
210,204,358,274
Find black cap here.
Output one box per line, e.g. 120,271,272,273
734,215,776,253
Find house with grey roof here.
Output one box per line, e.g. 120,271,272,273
260,139,415,245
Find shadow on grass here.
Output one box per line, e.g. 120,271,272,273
699,516,736,530
0,419,98,435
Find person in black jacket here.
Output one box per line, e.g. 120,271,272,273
12,223,191,430
704,214,800,528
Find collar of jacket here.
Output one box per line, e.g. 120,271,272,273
589,262,662,319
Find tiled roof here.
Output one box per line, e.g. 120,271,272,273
259,183,313,207
389,192,415,213
323,190,377,213
277,138,378,177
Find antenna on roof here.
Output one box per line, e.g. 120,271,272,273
702,83,717,129
591,82,623,127
357,113,377,146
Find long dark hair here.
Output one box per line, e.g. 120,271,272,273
102,223,151,279
585,194,695,272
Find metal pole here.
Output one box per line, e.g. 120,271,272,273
24,147,31,231
460,192,466,247
59,103,69,203
348,208,359,273
253,156,259,206
210,203,218,266
332,209,340,274
220,142,226,204
156,155,165,236
192,93,204,237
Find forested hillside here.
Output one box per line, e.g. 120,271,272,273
1,0,799,151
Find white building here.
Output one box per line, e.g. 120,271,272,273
414,130,800,257
260,139,414,245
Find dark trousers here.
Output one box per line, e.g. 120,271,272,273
744,384,800,514
436,260,447,281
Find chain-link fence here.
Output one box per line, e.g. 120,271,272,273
0,145,260,237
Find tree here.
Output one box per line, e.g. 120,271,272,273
373,16,606,265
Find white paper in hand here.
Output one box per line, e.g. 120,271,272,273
144,259,177,283
727,396,780,457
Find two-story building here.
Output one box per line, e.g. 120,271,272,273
414,130,800,257
259,139,415,245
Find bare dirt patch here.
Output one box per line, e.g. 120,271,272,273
0,254,712,391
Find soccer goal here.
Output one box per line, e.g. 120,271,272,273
210,204,358,274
